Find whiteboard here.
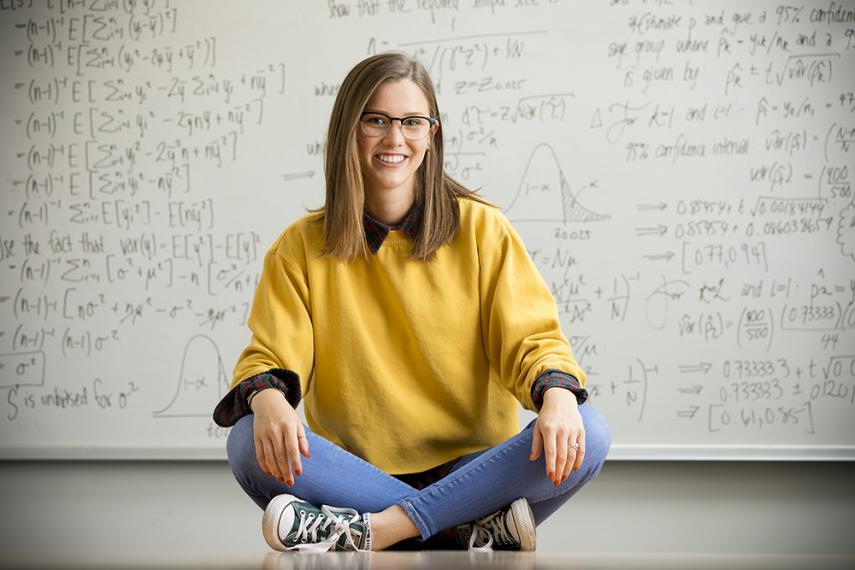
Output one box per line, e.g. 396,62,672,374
1,0,853,460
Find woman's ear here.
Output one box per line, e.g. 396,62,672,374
428,123,438,149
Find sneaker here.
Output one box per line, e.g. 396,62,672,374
262,493,371,552
455,497,536,551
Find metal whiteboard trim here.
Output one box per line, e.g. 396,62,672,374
0,447,229,460
608,445,855,461
1,444,854,461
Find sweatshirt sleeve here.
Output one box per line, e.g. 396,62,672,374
230,247,315,399
479,221,586,412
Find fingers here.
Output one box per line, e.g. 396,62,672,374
258,437,281,482
560,441,574,483
551,435,568,486
538,422,586,486
286,429,304,480
254,419,311,487
558,434,585,483
572,429,586,473
529,425,543,461
270,432,294,486
561,434,585,482
255,436,269,478
299,432,312,458
573,439,586,473
538,423,564,486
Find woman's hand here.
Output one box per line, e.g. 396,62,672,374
529,387,585,486
251,388,311,486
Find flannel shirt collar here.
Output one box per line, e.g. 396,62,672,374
363,205,421,254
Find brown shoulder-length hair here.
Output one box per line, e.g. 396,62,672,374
310,51,492,262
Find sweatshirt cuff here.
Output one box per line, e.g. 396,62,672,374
212,368,301,427
530,369,588,411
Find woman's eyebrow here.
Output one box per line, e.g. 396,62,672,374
363,108,430,116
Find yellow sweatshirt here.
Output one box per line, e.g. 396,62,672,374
231,197,586,474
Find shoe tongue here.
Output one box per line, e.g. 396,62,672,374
326,509,365,550
499,514,520,544
341,523,364,550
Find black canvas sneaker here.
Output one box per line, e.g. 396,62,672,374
455,497,536,551
262,493,371,552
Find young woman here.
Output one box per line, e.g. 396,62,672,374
213,52,610,553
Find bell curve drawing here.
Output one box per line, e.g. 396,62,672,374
504,143,611,224
153,334,228,418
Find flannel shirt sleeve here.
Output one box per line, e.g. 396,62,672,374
530,369,588,411
212,368,301,427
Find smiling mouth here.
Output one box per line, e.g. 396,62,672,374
375,154,408,165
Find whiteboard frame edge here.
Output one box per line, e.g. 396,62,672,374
1,445,854,461
608,445,855,461
0,447,228,460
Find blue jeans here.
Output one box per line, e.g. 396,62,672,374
227,402,610,548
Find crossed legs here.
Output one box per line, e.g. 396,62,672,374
226,403,611,549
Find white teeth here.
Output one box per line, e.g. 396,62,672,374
377,154,405,164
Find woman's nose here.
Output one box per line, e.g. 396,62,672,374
382,121,406,145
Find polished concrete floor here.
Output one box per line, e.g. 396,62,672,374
5,552,855,569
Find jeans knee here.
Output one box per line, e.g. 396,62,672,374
581,404,612,467
226,414,259,480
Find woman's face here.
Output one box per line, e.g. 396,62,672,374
357,79,434,201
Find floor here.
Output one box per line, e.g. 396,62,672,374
3,460,852,567
5,552,855,569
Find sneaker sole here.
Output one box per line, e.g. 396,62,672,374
262,493,300,552
511,497,537,551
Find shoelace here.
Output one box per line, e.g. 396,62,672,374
290,505,368,552
468,510,513,551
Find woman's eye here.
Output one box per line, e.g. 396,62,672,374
403,118,422,127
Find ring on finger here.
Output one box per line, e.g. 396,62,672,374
568,442,580,450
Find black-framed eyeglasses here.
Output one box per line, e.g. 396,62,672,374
359,111,438,141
